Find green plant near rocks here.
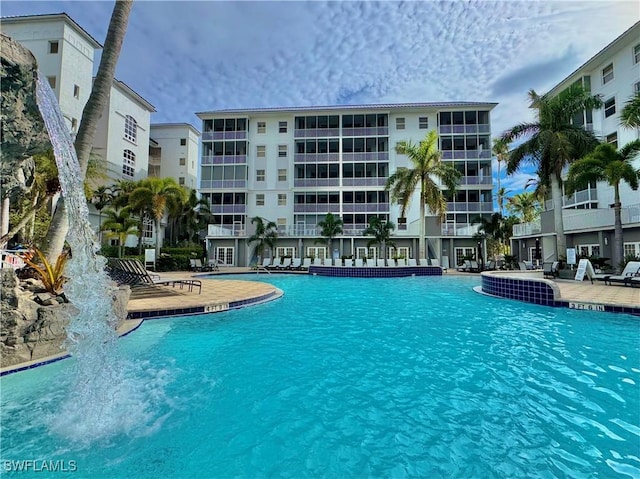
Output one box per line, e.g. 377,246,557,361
20,246,68,296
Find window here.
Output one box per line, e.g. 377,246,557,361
419,117,428,129
278,194,287,206
634,81,640,94
278,145,287,158
578,244,600,257
124,115,137,142
215,247,235,266
142,217,153,239
257,145,266,157
46,76,56,89
606,132,618,148
180,138,187,146
278,169,287,181
455,247,476,266
122,149,136,178
257,121,266,134
602,63,614,84
604,97,616,118
178,177,185,185
276,246,296,258
179,157,186,166
624,242,640,257
256,169,265,181
256,194,265,206
279,121,287,133
73,84,80,99
307,247,327,260
396,117,405,130
48,41,59,54
634,44,640,65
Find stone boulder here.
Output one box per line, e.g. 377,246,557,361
1,33,50,201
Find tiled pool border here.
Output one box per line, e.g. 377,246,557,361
308,266,443,277
480,271,640,317
0,289,283,377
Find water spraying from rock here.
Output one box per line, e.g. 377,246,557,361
35,73,162,445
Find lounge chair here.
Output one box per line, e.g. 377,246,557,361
376,259,386,267
518,261,528,271
407,258,417,267
344,258,353,267
457,260,472,272
300,258,311,270
483,260,496,271
267,257,282,269
388,259,397,267
605,261,640,286
396,258,407,267
194,258,213,272
112,258,202,293
312,258,323,267
542,261,559,278
189,258,199,271
261,257,271,269
355,258,364,267
290,258,302,270
278,257,292,270
431,258,440,267
418,258,428,266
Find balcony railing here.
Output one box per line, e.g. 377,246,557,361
341,127,388,136
201,155,247,165
441,223,481,236
342,152,389,162
442,149,492,160
342,178,387,187
293,153,340,162
446,202,494,212
202,131,247,141
209,204,246,214
438,124,490,134
459,176,493,186
342,203,389,213
293,204,340,213
200,180,247,189
207,225,246,237
512,220,541,237
294,128,340,138
293,178,340,187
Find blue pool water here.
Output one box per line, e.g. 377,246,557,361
1,275,639,478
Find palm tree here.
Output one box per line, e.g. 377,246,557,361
130,177,186,256
472,213,508,260
620,92,640,129
316,213,343,257
246,216,278,264
507,192,542,223
494,186,510,217
566,140,640,271
171,188,212,244
100,207,138,258
501,84,602,258
386,130,461,260
43,0,133,263
91,185,113,245
492,138,509,202
362,217,395,264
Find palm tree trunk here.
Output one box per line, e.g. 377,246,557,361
42,1,132,262
419,190,426,259
0,209,36,245
155,217,162,257
613,184,623,274
551,175,566,259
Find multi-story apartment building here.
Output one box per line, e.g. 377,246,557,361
196,103,497,267
1,13,100,134
149,124,201,190
512,21,640,263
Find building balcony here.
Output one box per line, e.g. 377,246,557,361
459,176,493,186
200,180,247,189
442,149,492,160
209,204,246,214
294,128,340,138
342,203,389,213
293,204,341,213
293,178,340,188
294,153,340,163
441,223,482,236
342,178,387,187
202,131,247,141
438,124,490,135
342,152,389,162
512,220,542,237
446,202,494,212
207,224,246,237
202,155,247,165
341,127,388,137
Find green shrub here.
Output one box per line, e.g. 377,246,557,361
161,246,203,258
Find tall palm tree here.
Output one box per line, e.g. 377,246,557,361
130,177,186,256
246,216,278,263
494,187,510,217
172,188,212,244
472,213,508,260
91,185,113,245
316,213,343,257
501,84,602,258
492,138,509,202
507,192,542,223
566,140,640,271
100,207,138,258
43,0,133,263
386,130,461,260
620,92,640,129
362,217,395,264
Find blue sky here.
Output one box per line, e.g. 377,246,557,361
2,0,639,199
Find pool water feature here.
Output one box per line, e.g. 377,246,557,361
1,275,639,478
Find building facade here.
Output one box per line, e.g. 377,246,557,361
196,103,497,267
512,21,640,264
149,123,201,190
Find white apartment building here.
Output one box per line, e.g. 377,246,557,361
1,13,100,134
149,124,201,190
196,103,497,267
512,21,640,262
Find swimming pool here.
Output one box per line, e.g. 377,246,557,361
1,275,638,478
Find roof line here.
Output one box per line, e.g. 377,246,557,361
1,12,102,49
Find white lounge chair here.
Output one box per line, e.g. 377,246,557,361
312,258,322,266
267,257,282,269
277,257,291,269
396,258,407,267
418,258,428,266
301,258,312,270
605,261,640,286
261,257,271,268
290,258,302,269
407,258,417,267
431,258,440,267
355,258,364,267
376,259,386,267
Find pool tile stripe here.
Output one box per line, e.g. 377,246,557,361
308,266,443,277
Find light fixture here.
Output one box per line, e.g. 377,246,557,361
604,237,608,245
